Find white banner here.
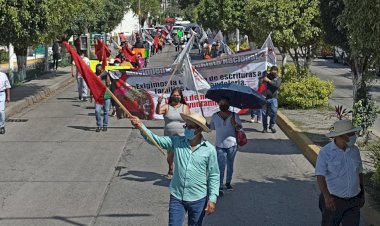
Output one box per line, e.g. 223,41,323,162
116,49,267,119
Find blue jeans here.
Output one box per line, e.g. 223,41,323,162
169,195,207,226
95,99,111,128
0,92,5,128
76,76,88,99
262,98,278,129
250,108,262,121
217,145,238,187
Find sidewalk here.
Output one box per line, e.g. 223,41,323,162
5,67,74,119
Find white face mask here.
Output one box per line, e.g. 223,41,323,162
346,135,357,147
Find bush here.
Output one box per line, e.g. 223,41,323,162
365,141,380,185
278,66,334,109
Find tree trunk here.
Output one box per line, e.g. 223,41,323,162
351,58,363,102
304,46,312,70
14,46,28,82
44,42,50,71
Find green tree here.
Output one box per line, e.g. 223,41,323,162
95,0,130,33
197,0,250,34
128,0,161,27
0,0,62,78
249,0,322,71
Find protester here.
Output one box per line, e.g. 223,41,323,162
129,112,219,226
158,35,165,53
211,41,223,58
250,109,262,123
0,72,11,135
71,51,89,101
52,40,61,70
262,66,281,133
94,65,112,132
315,120,364,226
156,88,190,178
209,97,242,197
133,37,144,49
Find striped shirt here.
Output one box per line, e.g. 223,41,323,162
315,141,363,198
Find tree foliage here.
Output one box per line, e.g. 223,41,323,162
319,0,348,51
95,0,130,33
128,0,161,26
196,0,249,34
249,0,322,70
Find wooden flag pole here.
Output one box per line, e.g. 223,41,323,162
105,87,166,156
160,62,181,96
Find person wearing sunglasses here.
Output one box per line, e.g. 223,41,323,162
129,112,220,226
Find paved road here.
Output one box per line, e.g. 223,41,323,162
310,59,380,137
0,49,370,225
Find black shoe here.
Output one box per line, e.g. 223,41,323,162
225,183,233,191
262,129,268,133
219,189,224,197
0,127,5,134
96,127,101,132
270,128,277,133
102,127,107,132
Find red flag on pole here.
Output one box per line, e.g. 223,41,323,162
64,42,106,104
95,39,111,70
122,45,137,63
153,34,159,51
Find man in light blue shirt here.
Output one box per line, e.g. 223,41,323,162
130,112,220,226
315,120,365,226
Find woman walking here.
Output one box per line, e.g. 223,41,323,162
209,97,242,197
156,88,190,178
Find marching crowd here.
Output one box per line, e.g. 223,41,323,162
0,29,366,226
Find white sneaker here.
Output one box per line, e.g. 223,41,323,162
250,118,256,123
257,120,262,124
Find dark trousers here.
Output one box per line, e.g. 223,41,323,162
53,56,59,70
319,193,361,226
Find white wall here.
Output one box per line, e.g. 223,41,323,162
111,10,139,36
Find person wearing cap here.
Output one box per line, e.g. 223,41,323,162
315,120,365,226
129,112,220,226
262,66,281,133
0,71,11,134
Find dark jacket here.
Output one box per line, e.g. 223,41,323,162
264,74,281,99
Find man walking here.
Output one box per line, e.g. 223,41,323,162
71,51,89,101
129,112,220,226
315,120,365,226
52,40,61,70
0,72,11,134
95,65,111,132
262,66,281,133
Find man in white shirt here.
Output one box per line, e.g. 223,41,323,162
0,72,11,134
71,51,89,101
315,120,365,226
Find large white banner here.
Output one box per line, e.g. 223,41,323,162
114,49,267,119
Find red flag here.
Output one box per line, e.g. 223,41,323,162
161,29,168,40
64,42,106,104
122,45,137,63
153,34,159,50
95,39,111,70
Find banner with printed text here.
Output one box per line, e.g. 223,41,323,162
114,49,267,119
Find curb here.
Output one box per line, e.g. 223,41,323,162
5,75,74,119
277,110,380,225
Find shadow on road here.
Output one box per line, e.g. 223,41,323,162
205,177,320,225
239,138,301,155
120,170,171,187
0,213,152,226
67,125,134,131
